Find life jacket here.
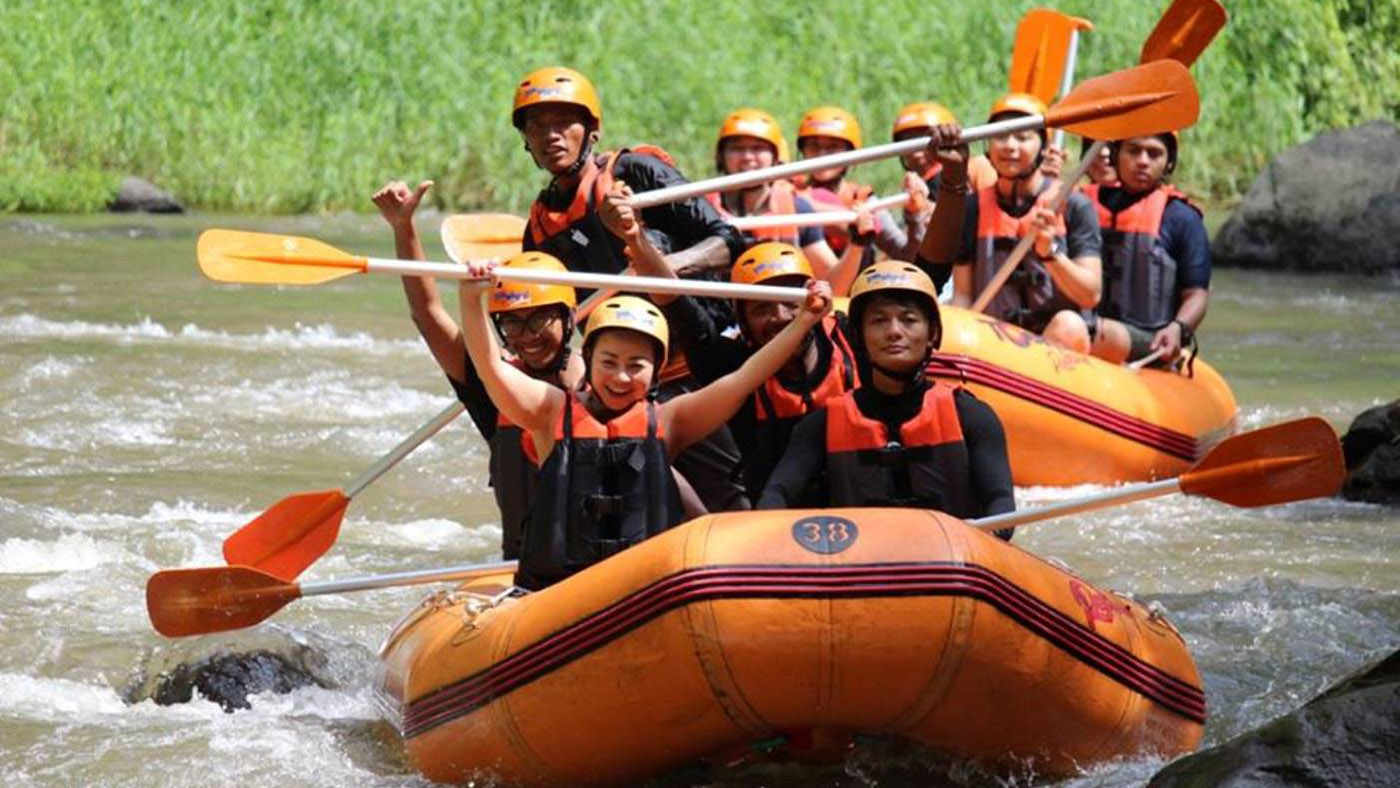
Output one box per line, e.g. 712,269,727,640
743,316,858,498
525,145,677,274
973,180,1080,331
517,391,684,590
797,179,874,256
825,384,977,517
1093,185,1203,331
705,179,800,247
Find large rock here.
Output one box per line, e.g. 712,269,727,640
1213,121,1400,275
1341,400,1400,504
108,175,184,213
1148,649,1400,787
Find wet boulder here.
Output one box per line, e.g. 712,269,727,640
1213,121,1400,275
1341,400,1400,505
108,176,184,213
1148,648,1400,787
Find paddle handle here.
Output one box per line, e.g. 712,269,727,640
344,401,465,498
363,259,808,303
728,193,910,231
969,139,1104,314
971,478,1181,532
300,560,518,597
632,115,1046,209
1127,347,1168,370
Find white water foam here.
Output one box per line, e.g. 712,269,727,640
0,533,132,574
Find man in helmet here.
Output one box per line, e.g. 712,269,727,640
627,241,860,505
793,105,922,265
757,263,1015,536
1082,132,1211,365
703,108,869,294
373,180,585,559
916,93,1103,351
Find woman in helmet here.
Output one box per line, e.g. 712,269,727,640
701,108,867,294
458,258,833,589
373,180,584,559
757,263,1015,532
793,106,920,267
1085,132,1210,365
922,93,1103,351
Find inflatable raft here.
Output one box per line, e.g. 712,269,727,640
375,509,1206,786
929,305,1237,485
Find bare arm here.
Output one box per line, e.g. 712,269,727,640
372,180,466,381
952,264,974,308
665,235,730,277
918,123,971,263
598,183,729,299
662,281,833,454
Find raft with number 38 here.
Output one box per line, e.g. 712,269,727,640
374,508,1205,786
928,304,1236,485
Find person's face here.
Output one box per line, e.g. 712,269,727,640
861,297,932,373
521,105,591,174
1116,136,1170,193
988,128,1043,179
496,305,566,370
800,136,853,183
588,330,656,410
1086,143,1118,186
721,136,776,174
895,128,934,173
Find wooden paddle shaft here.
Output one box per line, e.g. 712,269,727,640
632,115,1048,209
971,478,1180,532
301,560,517,597
728,193,910,231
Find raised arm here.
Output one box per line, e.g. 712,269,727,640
662,280,833,454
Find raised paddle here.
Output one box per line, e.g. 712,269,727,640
221,401,466,581
968,140,1106,314
728,193,910,231
628,61,1198,210
1009,9,1094,106
196,229,809,303
148,418,1343,637
974,417,1344,533
441,213,526,263
1141,0,1228,66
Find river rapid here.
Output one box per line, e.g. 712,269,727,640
1,213,1396,787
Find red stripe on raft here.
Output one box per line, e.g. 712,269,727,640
401,563,1207,738
926,353,1201,461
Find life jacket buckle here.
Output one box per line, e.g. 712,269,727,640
582,494,627,519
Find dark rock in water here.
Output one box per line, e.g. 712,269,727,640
1213,121,1400,275
1341,400,1400,505
108,176,184,213
1148,649,1400,788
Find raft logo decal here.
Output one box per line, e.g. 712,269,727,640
1070,579,1117,632
791,516,858,554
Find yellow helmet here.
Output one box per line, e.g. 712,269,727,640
512,67,602,130
716,108,788,164
848,262,943,349
891,101,958,138
730,242,814,286
797,106,862,150
583,295,669,366
489,252,577,314
988,92,1049,121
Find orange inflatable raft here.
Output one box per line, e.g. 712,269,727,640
929,305,1237,485
375,509,1206,786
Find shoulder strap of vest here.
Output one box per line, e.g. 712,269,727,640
826,316,857,391
592,143,680,209
1162,185,1204,219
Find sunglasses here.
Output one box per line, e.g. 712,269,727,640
496,311,562,338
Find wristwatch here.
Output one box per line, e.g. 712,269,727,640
1037,239,1065,262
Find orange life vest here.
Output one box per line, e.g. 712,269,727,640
704,179,800,247
972,181,1077,331
1092,185,1203,330
526,145,678,247
796,179,874,255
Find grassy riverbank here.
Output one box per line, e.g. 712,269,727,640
1,0,1396,213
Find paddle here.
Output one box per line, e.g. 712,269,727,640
973,417,1343,533
196,229,809,303
728,193,910,231
220,401,466,581
148,418,1342,637
1009,9,1094,106
440,213,526,263
629,60,1198,210
968,140,1105,314
1141,0,1228,66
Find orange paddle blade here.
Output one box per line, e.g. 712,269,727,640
1009,9,1094,103
222,489,350,582
1046,59,1199,140
1141,0,1228,66
441,213,526,263
197,229,368,285
147,565,301,637
1181,417,1344,507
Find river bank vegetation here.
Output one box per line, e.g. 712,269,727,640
1,0,1396,213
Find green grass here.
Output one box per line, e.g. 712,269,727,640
1,0,1396,213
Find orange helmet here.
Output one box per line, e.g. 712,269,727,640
847,262,943,350
797,106,862,150
730,242,814,286
583,295,669,367
489,252,577,314
511,67,602,130
716,108,788,165
891,101,958,138
988,92,1049,121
